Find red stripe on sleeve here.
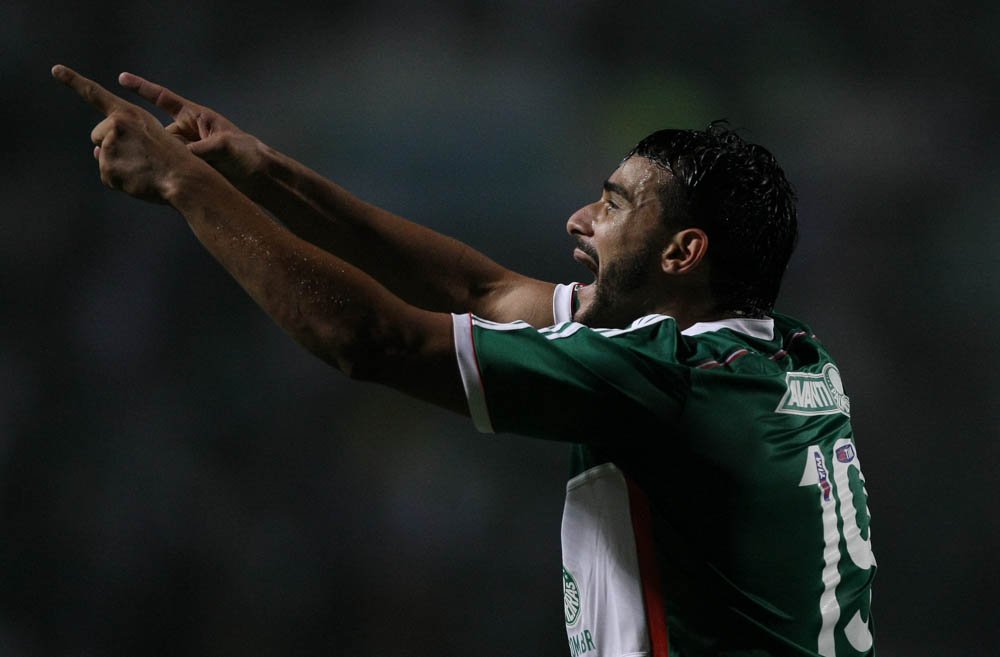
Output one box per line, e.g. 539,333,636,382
626,476,670,657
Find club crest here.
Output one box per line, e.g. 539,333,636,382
563,566,582,626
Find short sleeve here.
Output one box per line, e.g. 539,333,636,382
452,313,690,442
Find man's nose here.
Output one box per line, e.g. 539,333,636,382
566,203,595,237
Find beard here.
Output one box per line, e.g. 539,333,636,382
575,241,659,328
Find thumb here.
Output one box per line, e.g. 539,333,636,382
187,134,227,160
165,122,192,145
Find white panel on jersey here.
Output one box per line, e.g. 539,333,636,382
562,463,650,657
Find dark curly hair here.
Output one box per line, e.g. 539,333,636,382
626,122,798,318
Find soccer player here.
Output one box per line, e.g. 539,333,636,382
52,64,875,657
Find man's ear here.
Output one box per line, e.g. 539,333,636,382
661,228,709,275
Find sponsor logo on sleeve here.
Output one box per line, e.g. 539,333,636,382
814,451,832,502
776,363,851,417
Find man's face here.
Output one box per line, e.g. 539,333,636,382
566,156,674,327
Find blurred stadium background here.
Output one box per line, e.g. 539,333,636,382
2,1,997,655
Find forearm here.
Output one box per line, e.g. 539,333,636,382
162,160,465,409
65,67,552,325
52,63,467,411
242,145,554,324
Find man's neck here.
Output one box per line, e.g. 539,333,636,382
573,284,732,331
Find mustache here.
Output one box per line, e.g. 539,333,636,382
576,238,599,265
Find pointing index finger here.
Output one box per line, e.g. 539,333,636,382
51,65,122,115
118,71,188,117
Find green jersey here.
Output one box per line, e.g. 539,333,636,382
452,284,875,657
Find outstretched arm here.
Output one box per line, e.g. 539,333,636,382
116,72,557,327
53,65,468,413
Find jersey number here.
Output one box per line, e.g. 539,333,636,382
799,439,875,656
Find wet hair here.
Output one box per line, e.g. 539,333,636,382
626,121,798,317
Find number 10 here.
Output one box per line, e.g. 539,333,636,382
799,438,875,656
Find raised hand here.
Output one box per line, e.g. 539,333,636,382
52,65,201,204
117,72,264,190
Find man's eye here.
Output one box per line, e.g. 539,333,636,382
605,200,618,211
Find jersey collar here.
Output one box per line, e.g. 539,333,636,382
681,317,775,341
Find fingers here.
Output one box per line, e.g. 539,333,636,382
51,64,123,116
90,115,119,147
187,134,219,157
118,71,188,117
163,122,195,148
165,122,187,138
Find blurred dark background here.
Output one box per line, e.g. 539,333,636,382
3,1,997,655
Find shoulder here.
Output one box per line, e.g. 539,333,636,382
678,313,847,383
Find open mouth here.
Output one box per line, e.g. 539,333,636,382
573,247,599,278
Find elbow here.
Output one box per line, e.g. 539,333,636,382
330,338,384,382
303,313,404,384
274,291,439,386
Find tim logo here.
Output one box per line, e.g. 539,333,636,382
776,363,851,417
814,452,831,502
836,444,856,463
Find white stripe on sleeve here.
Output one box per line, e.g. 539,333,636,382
451,313,495,433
